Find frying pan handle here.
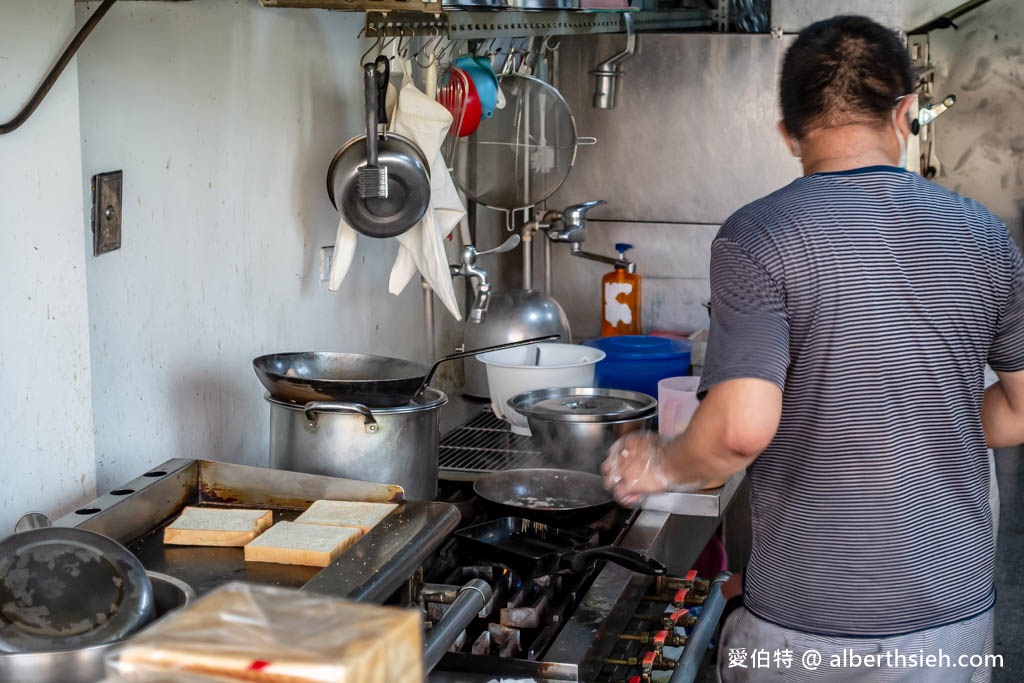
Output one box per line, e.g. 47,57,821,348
412,334,561,398
568,547,667,576
364,63,380,168
303,401,380,434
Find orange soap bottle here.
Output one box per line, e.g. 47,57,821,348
601,243,642,336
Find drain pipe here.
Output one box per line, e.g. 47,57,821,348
591,12,636,110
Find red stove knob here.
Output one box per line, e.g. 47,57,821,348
673,588,688,607
628,677,642,683
641,650,658,673
653,630,669,651
685,569,698,583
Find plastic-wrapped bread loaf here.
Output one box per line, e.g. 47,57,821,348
110,583,423,683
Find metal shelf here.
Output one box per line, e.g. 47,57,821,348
364,8,714,38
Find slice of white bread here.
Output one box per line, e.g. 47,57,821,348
164,507,273,547
243,521,362,568
111,582,423,683
292,499,398,534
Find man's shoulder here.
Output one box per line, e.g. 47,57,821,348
717,179,806,246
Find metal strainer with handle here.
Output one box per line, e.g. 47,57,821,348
449,73,593,211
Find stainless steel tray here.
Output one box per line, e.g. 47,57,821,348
52,459,460,603
641,472,744,517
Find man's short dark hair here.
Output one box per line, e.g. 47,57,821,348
780,15,914,140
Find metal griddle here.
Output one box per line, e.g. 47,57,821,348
50,459,460,602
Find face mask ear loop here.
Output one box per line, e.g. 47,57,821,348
893,94,912,169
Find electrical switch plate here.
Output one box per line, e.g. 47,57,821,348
91,170,122,256
320,245,335,283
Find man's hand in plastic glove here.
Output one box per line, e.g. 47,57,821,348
601,431,674,506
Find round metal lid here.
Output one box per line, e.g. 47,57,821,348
509,387,656,423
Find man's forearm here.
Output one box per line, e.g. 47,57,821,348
659,395,765,489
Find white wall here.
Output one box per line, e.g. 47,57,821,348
76,0,437,490
0,1,96,530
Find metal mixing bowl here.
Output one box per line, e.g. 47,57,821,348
509,387,657,474
0,572,194,683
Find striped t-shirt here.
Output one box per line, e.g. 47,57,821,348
699,165,1024,636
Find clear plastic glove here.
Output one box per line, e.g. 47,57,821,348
601,431,673,506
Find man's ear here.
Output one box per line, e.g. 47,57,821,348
778,121,800,157
895,94,916,138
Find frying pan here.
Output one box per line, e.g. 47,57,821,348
327,57,431,238
0,526,155,653
473,468,618,527
455,517,665,578
253,335,559,408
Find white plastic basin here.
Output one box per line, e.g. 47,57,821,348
476,343,606,435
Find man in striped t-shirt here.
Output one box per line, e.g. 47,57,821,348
602,15,1024,682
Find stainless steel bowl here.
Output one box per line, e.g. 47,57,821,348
509,387,657,474
0,571,195,683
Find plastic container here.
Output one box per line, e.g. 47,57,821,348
583,335,691,399
601,243,642,336
658,376,700,437
476,343,605,435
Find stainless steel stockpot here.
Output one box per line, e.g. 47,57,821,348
266,388,448,501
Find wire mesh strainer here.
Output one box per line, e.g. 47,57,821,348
449,73,593,211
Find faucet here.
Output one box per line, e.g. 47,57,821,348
450,235,521,323
591,12,636,110
543,200,636,273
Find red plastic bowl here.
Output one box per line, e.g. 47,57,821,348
438,66,482,138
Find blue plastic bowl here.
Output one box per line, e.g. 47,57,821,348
583,335,692,399
453,54,498,119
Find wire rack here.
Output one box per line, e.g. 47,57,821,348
439,409,547,480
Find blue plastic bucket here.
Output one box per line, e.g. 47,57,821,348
583,335,692,399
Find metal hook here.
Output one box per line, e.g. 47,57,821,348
414,28,442,69
360,32,383,64
543,35,561,52
446,39,463,63
397,26,415,59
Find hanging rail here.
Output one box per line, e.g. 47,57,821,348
363,7,713,39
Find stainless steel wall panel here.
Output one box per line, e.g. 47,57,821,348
552,33,799,225
771,0,967,33
929,0,1024,244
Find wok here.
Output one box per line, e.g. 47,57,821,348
473,468,618,527
254,335,559,408
455,516,665,578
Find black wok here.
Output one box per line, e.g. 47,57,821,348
254,335,559,408
473,468,618,527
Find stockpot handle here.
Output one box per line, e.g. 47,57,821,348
303,401,380,434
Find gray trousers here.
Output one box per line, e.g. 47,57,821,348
718,607,996,682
